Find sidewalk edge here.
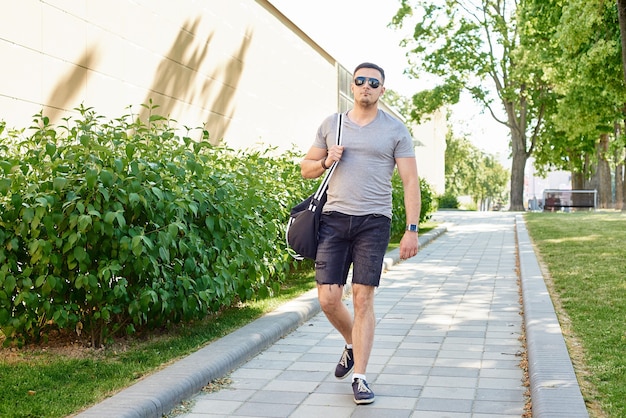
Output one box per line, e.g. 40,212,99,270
516,215,588,418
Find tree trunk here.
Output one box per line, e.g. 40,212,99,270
620,166,626,212
617,0,626,211
571,171,585,190
616,162,624,210
509,147,528,211
597,134,612,208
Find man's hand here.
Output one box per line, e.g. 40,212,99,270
399,230,419,260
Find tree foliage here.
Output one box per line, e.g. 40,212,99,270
392,0,553,210
521,0,626,207
444,130,509,209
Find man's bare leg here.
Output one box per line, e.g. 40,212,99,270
351,283,375,375
317,283,353,343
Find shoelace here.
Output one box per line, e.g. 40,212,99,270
339,349,352,367
356,379,371,394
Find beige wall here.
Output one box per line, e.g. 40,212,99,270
1,0,446,191
0,0,336,153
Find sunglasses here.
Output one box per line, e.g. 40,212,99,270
353,76,381,89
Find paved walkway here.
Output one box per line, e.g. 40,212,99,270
77,211,588,418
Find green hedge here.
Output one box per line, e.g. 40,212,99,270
0,106,435,347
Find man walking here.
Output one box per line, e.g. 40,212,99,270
300,62,421,404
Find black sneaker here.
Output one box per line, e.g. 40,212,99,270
352,378,375,404
334,345,354,379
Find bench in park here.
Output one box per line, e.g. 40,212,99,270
542,189,597,211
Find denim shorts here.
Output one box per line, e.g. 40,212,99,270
315,212,391,287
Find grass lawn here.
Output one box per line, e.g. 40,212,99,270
0,220,430,417
524,211,626,418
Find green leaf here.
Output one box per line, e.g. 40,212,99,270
100,169,114,187
114,158,124,173
131,235,143,256
159,246,170,263
74,246,87,263
45,142,56,157
53,177,67,191
0,178,11,194
129,193,140,206
4,276,16,293
46,276,57,290
86,168,98,188
205,216,215,231
151,187,164,200
0,308,9,324
115,211,126,227
167,223,179,238
104,211,116,224
78,214,92,232
126,144,136,159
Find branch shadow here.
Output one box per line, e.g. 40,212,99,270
140,18,252,144
44,50,99,122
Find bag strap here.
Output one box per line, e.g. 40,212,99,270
311,113,343,203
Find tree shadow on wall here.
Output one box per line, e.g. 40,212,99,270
44,50,99,123
141,17,252,145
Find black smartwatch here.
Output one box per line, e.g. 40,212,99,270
406,224,419,232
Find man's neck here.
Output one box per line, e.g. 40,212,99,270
348,106,378,127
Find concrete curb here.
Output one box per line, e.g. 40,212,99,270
515,215,588,418
76,289,321,418
76,227,447,418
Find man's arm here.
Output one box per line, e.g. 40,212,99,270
300,145,344,179
396,157,421,260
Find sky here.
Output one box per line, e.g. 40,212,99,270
268,0,511,164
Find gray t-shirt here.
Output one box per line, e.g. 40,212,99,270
313,110,415,219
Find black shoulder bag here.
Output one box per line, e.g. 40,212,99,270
286,113,344,260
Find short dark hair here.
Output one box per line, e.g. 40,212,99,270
353,62,385,83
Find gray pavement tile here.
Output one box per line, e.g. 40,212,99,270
473,399,525,415
410,412,468,418
477,377,525,390
262,379,320,393
289,405,353,418
275,370,330,381
425,375,478,388
232,401,297,417
246,390,309,405
351,409,411,418
475,387,526,402
419,386,475,399
428,366,480,378
300,392,353,406
230,368,282,380
194,388,256,402
375,374,428,386
361,394,417,410
372,383,423,398
380,364,430,376
229,378,271,391
190,399,242,415
414,397,473,413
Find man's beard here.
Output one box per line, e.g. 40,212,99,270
357,96,378,107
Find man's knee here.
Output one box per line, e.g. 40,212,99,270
318,284,344,312
352,284,375,311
